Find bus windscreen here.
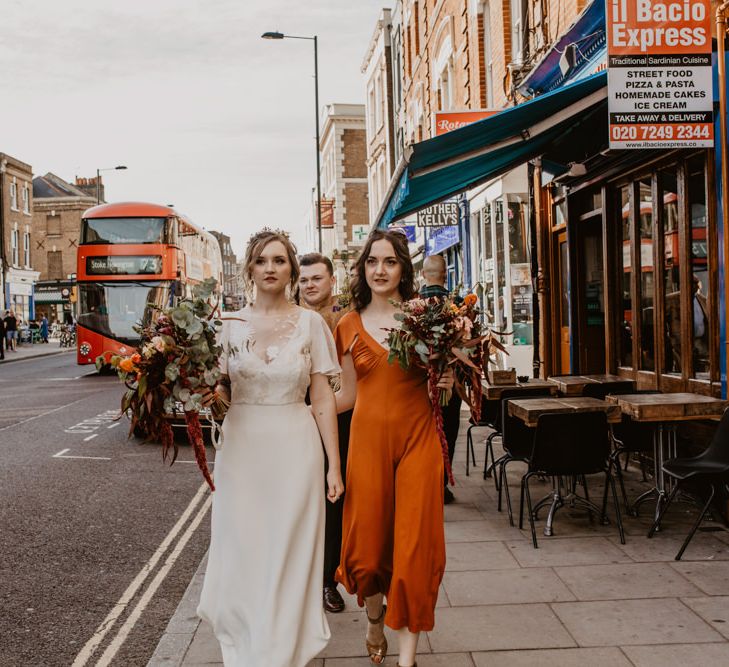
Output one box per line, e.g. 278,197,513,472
77,281,172,344
81,217,166,244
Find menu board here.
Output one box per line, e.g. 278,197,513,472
606,0,713,149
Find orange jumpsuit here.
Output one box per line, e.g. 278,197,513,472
334,311,446,632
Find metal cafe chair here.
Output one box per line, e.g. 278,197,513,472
465,395,499,476
648,407,729,560
483,387,554,491
518,411,626,549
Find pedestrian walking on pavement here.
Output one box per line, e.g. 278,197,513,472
419,255,463,505
299,252,351,614
0,315,5,360
40,315,49,343
335,229,453,667
197,229,344,667
4,310,18,351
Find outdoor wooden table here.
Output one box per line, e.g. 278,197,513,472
481,377,558,400
548,374,633,396
606,393,728,522
507,396,623,428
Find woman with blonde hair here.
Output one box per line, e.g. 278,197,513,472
198,228,344,666
334,229,453,667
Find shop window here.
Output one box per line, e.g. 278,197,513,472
688,155,709,379
482,206,494,325
661,168,681,374
619,186,632,367
638,178,655,371
495,200,506,329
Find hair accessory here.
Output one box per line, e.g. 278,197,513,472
248,227,290,243
389,226,408,236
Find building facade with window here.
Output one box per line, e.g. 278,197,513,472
210,230,243,311
311,104,369,283
373,0,726,394
31,173,96,323
0,152,39,321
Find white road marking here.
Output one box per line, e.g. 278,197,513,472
53,449,70,458
71,483,209,667
83,434,99,442
0,396,92,433
53,453,111,461
95,495,212,666
106,422,120,429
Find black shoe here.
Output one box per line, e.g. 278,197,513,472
323,585,345,613
444,487,455,504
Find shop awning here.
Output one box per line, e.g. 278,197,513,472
376,71,608,228
34,291,65,304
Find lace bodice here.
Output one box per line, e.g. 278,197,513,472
218,307,340,406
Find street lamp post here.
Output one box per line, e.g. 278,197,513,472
262,31,322,253
96,165,128,204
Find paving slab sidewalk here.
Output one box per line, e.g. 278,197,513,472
0,340,73,364
148,416,729,667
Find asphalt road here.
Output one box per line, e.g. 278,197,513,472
0,352,213,666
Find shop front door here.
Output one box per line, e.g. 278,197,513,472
556,231,570,373
576,217,606,373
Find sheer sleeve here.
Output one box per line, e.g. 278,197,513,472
216,316,231,375
309,311,341,377
333,311,357,362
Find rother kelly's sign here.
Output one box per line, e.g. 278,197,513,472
606,0,713,149
417,202,459,227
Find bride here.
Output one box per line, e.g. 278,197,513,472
197,229,344,666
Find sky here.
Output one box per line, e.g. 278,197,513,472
0,0,386,257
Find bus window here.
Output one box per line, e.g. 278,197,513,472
77,281,171,344
81,217,167,244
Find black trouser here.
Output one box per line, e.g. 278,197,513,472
324,409,352,587
442,393,462,486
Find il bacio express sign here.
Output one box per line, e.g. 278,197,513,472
606,0,713,149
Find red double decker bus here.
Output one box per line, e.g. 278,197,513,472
76,201,223,365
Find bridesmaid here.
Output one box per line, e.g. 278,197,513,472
334,229,453,667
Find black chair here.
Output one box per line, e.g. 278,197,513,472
518,411,626,549
496,402,537,526
483,387,554,489
582,381,637,400
465,395,499,476
648,407,729,560
608,389,662,515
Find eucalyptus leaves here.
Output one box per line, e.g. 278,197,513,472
101,277,225,491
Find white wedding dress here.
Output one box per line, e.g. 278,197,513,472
198,306,340,667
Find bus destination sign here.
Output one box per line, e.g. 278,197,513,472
86,255,162,275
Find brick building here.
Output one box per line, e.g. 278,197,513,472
31,173,96,323
312,104,369,281
210,230,243,311
0,152,39,321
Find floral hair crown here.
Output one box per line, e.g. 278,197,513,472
248,227,290,244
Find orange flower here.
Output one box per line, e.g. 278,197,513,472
131,353,142,364
464,293,478,307
119,357,136,373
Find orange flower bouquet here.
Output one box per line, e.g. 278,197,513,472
99,278,227,491
386,293,503,484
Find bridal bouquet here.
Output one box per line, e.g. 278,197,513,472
99,278,227,491
386,293,504,484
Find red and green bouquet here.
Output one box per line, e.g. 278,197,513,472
99,278,229,491
386,293,505,484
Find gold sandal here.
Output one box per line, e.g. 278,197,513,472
365,604,387,664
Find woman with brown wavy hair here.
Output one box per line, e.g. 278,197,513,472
334,229,453,667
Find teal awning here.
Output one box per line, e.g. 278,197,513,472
376,71,608,228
